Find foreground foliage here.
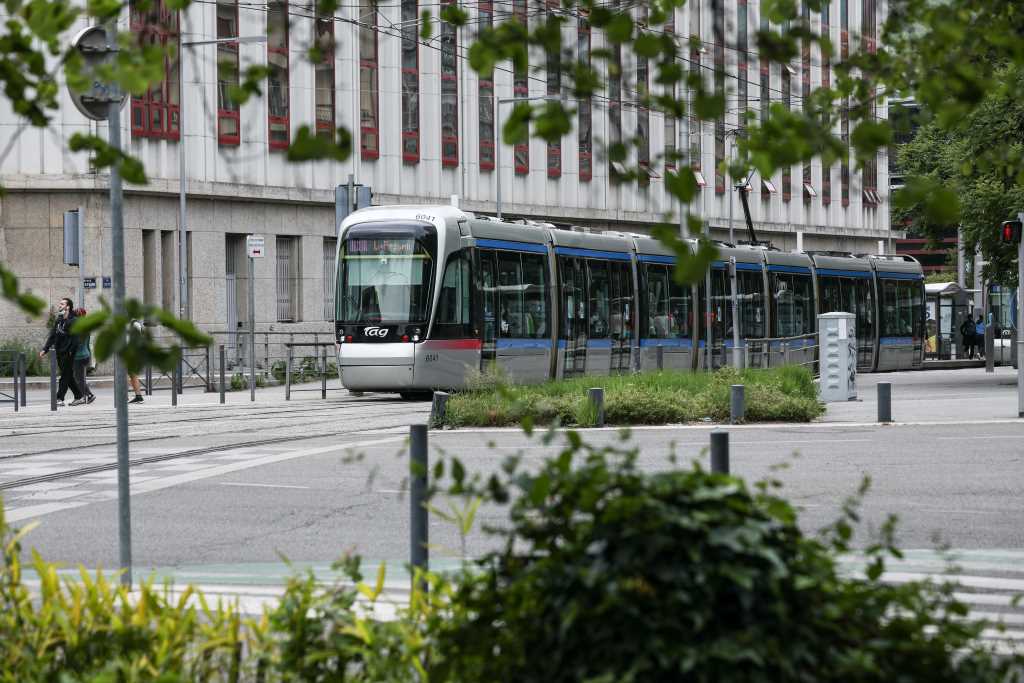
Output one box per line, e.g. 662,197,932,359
441,366,824,427
2,432,1020,681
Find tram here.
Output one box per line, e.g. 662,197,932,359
334,205,924,396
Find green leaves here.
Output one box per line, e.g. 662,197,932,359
286,125,353,163
439,1,468,27
227,64,272,106
68,134,148,184
0,263,45,315
71,298,212,373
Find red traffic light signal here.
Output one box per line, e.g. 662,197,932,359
1000,220,1022,243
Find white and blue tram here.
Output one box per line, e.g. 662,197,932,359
334,205,924,396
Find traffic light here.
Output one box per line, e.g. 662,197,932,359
1000,220,1022,244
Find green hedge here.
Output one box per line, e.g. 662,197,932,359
441,366,824,427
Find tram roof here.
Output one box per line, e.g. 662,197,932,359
548,227,634,253
809,252,874,273
763,249,813,269
467,218,550,244
339,204,472,230
865,254,924,277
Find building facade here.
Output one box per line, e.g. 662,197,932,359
0,0,891,348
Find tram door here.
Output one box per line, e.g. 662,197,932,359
609,261,633,374
559,257,588,378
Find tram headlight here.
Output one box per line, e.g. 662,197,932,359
412,327,421,342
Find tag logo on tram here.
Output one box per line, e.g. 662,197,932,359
364,326,389,338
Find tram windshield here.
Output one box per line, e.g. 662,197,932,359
337,227,435,324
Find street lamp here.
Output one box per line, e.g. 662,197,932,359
495,95,562,221
177,35,267,331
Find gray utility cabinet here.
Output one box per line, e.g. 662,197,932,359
818,312,857,402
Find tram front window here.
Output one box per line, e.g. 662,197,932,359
337,232,435,324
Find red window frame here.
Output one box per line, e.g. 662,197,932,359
440,0,458,167
359,0,380,160
477,0,494,171
130,0,180,141
401,0,419,163
267,0,290,151
545,0,561,179
578,14,592,181
216,0,240,146
314,9,335,139
513,0,529,175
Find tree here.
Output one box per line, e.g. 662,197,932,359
896,65,1024,286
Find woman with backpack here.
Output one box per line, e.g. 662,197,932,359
73,307,96,405
959,315,976,359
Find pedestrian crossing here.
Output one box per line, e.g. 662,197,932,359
842,549,1024,656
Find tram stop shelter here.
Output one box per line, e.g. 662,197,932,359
925,282,972,360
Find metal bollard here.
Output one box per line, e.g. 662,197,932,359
19,353,27,407
410,424,429,590
985,325,994,373
783,342,791,366
430,391,449,427
49,350,57,411
321,346,327,399
206,346,214,392
219,345,226,404
657,345,664,371
877,382,892,423
285,346,293,401
588,387,605,427
730,384,745,424
171,365,178,407
145,365,153,396
710,431,730,474
744,345,751,370
12,354,19,412
176,357,184,395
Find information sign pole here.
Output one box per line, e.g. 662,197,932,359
246,235,264,403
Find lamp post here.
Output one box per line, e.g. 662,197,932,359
178,35,267,326
495,95,561,221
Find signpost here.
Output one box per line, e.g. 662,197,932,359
246,235,264,402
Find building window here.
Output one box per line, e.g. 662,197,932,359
323,237,337,320
841,0,850,207
440,0,458,167
276,236,301,322
759,9,770,200
862,0,878,207
689,7,701,187
821,0,831,205
781,25,792,202
130,0,180,140
713,0,725,194
545,0,561,179
663,7,675,172
636,6,649,187
216,0,240,145
608,0,622,181
578,14,592,181
359,0,379,159
802,0,812,203
314,7,335,139
513,0,529,174
478,0,495,171
267,0,289,150
738,0,748,119
401,0,419,163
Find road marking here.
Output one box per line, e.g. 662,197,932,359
5,436,404,523
219,482,311,490
936,435,1024,441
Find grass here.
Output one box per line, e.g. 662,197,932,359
441,365,825,428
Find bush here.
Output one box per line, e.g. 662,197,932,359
0,340,47,376
429,437,1020,682
443,366,825,427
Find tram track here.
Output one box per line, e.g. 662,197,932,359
0,402,425,462
0,424,410,492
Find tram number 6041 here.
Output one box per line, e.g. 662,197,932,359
424,353,439,363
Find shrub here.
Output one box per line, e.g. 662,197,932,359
0,340,47,376
429,437,1021,682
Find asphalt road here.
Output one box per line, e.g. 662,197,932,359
0,367,1019,571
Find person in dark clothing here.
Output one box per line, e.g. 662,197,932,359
959,315,976,359
72,307,96,405
39,297,82,406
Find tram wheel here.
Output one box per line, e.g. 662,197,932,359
399,391,432,401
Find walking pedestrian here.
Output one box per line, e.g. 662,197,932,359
959,314,976,359
39,297,82,406
127,318,144,404
975,315,986,360
72,308,96,405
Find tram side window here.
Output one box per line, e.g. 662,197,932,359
480,250,497,343
645,264,670,338
588,259,611,339
909,280,924,339
881,279,919,338
818,277,843,315
559,257,587,340
669,278,692,338
772,272,814,337
608,261,629,340
497,251,524,337
856,277,875,341
433,249,472,338
521,253,549,338
737,270,765,338
709,268,731,343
